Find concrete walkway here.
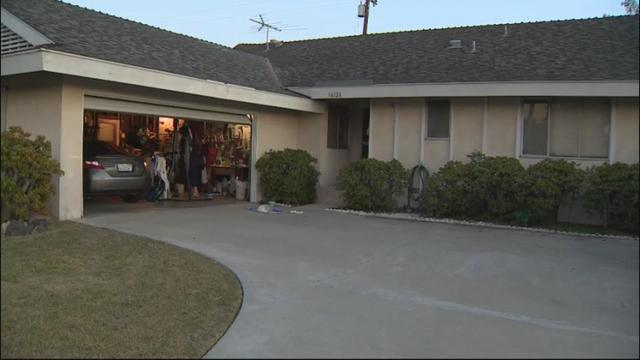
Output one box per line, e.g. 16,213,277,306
80,202,639,358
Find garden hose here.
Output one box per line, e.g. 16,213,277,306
407,164,429,212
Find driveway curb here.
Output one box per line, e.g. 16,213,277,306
325,208,639,241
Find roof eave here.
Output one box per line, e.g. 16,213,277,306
1,49,325,113
288,80,640,99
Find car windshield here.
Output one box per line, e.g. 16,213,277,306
84,141,124,158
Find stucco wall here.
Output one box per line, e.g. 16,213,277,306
3,73,64,218
252,110,301,202
423,140,449,173
370,99,394,161
451,98,483,161
485,97,518,157
395,99,422,168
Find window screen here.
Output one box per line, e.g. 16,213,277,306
523,98,609,158
522,101,549,156
578,100,609,158
427,100,450,138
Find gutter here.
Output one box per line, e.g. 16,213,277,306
1,48,326,114
287,80,640,99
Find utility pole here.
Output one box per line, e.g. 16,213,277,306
358,0,378,35
250,14,281,50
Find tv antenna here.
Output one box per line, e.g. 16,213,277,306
250,14,281,50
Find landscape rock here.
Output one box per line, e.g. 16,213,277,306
28,216,48,234
5,220,30,236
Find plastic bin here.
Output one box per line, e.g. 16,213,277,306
235,179,247,200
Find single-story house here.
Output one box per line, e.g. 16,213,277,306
1,0,638,221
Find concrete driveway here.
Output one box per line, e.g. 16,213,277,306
81,202,639,358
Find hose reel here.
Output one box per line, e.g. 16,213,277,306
407,164,429,212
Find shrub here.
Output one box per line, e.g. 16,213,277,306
1,127,63,222
419,160,469,218
582,163,639,233
420,152,528,224
336,158,408,212
254,148,319,206
525,159,585,224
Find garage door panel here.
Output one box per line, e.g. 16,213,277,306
84,96,250,124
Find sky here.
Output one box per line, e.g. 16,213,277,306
63,0,629,47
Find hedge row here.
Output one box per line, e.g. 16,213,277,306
336,152,639,233
421,153,638,232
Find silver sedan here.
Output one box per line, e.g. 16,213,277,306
83,140,150,202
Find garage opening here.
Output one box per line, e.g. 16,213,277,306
82,102,252,214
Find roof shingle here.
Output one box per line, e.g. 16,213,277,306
2,0,638,92
1,0,284,93
235,16,640,87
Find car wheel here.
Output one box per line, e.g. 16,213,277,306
122,193,141,203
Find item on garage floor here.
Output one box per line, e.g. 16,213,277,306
176,183,185,195
145,178,165,202
235,178,247,200
256,204,271,213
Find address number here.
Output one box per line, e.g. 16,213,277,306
328,91,342,98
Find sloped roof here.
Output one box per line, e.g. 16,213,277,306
235,16,640,87
1,0,638,94
1,0,284,93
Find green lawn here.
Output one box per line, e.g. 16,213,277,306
1,221,242,358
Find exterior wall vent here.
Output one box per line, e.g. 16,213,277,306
1,23,34,54
448,39,462,49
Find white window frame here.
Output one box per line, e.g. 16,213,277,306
519,97,611,160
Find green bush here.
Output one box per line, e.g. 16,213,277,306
1,127,63,222
336,158,408,212
526,159,585,224
583,163,639,233
420,152,528,224
419,160,469,219
254,148,319,206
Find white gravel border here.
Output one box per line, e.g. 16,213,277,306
325,208,639,241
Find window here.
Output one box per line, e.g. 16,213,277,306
426,100,450,138
327,105,349,149
521,98,610,158
522,100,549,156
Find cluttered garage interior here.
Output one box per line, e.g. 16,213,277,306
82,108,252,208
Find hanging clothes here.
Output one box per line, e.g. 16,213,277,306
154,155,171,199
177,123,192,187
206,143,217,166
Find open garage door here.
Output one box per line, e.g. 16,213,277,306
84,96,251,124
82,95,253,216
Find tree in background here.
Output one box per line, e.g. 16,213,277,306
622,0,639,14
